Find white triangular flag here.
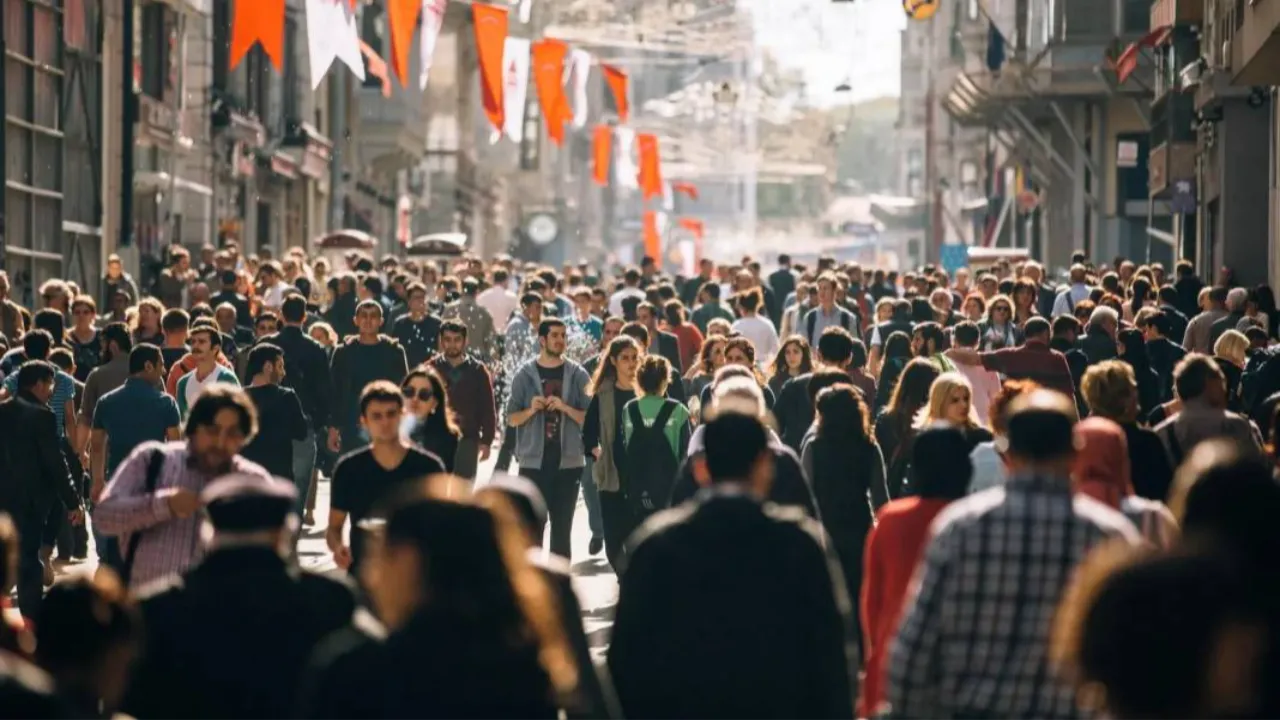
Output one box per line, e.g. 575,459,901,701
306,0,364,89
615,127,638,190
567,49,592,129
662,181,674,211
519,0,534,23
419,0,447,90
502,37,531,143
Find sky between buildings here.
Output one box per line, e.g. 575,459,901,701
746,0,905,105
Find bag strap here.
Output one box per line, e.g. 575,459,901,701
653,400,678,431
122,449,166,584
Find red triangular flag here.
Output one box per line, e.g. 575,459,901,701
387,0,422,87
636,133,663,200
532,39,571,145
592,125,612,186
602,64,630,123
673,181,699,201
678,217,704,239
230,0,286,71
472,3,508,132
643,211,661,263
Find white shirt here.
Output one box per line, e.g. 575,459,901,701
608,287,646,317
477,285,519,326
184,365,225,414
261,280,289,310
731,315,779,368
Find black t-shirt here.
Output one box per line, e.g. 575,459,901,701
161,346,189,372
241,384,309,479
538,364,564,472
392,314,442,368
331,446,447,567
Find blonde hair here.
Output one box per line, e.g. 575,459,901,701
1213,330,1248,368
915,372,980,430
1081,360,1139,424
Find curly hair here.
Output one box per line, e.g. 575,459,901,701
1081,360,1139,424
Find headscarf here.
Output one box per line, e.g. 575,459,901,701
1072,417,1134,508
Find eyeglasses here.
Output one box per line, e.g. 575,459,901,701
402,387,434,402
992,306,1010,313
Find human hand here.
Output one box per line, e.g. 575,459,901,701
167,489,201,518
478,444,491,461
531,396,548,411
67,509,84,526
90,478,106,504
545,396,564,412
592,447,602,460
333,545,353,570
327,427,342,453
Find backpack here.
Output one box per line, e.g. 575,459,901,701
622,401,680,516
806,308,852,343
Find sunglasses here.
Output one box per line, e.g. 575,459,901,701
992,305,1011,313
402,387,434,402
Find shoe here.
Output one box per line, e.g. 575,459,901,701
303,511,316,527
588,535,604,556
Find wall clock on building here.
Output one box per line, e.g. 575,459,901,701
526,213,559,246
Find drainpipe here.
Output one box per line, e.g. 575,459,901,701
120,0,137,252
327,72,346,232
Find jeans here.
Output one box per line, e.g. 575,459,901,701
580,460,603,538
598,490,637,574
494,426,517,473
292,429,317,517
524,466,580,560
454,438,479,480
16,504,47,622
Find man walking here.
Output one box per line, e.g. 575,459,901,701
240,344,309,483
442,278,496,361
0,361,84,622
174,326,239,419
505,318,590,559
328,300,409,456
429,320,496,479
94,386,273,589
802,273,858,348
391,282,442,369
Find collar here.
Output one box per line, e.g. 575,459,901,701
1005,472,1073,493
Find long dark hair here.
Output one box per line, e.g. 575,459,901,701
768,335,813,381
404,366,461,437
588,336,639,394
886,358,942,440
698,336,727,375
1129,277,1152,317
816,384,873,447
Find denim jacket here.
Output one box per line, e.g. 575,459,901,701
505,359,591,470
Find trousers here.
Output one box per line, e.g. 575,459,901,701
523,466,580,560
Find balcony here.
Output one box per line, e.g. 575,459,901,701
1150,0,1203,28
1232,0,1280,85
1148,140,1196,195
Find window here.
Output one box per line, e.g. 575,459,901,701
283,11,299,121
245,48,271,120
138,3,168,100
212,0,229,91
361,3,387,90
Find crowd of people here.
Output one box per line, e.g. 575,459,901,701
1,240,1280,717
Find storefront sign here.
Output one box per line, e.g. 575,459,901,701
138,95,177,144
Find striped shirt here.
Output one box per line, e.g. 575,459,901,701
885,474,1140,719
93,441,272,588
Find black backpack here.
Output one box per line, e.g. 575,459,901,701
622,401,680,516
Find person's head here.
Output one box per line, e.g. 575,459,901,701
619,321,650,349
273,294,305,326
437,319,468,360
698,335,727,374
161,307,190,342
1226,286,1249,313
1053,544,1269,720
1174,353,1228,407
100,321,131,363
706,317,732,338
887,358,942,421
359,380,407,444
1169,440,1280,572
473,476,548,554
188,325,220,364
815,273,838,308
815,383,872,446
33,308,66,341
636,301,659,331
22,328,54,361
736,287,764,316
1208,285,1229,310
1022,316,1051,343
16,360,57,403
623,267,642,287
911,321,946,357
39,279,70,311
36,574,140,713
599,316,624,350
70,295,97,330
692,412,774,497
723,336,757,369
1001,389,1078,476
538,318,567,358
810,326,853,369
184,386,258,474
1213,329,1249,368
662,299,685,329
1069,263,1087,284
354,299,383,337
910,425,975,499
246,343,285,384
128,343,165,384
636,355,671,397
952,321,981,350
1072,417,1134,508
589,336,641,392
961,293,985,322
987,378,1041,439
400,367,455,434
520,292,543,324
253,311,279,338
918,372,977,429
770,336,812,378
1088,306,1119,338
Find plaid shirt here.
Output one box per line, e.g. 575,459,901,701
885,474,1140,719
93,441,272,589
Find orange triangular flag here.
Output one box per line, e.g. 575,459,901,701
678,217,704,239
347,0,358,9
636,133,663,200
673,181,699,201
230,0,286,71
643,211,661,263
532,39,571,145
602,64,629,123
592,125,612,186
386,0,422,86
473,3,509,132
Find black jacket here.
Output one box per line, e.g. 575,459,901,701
774,371,852,453
1158,304,1190,345
608,491,856,719
122,547,357,719
209,290,253,329
651,331,683,374
1146,337,1187,404
260,325,332,430
0,394,79,515
768,269,796,319
670,429,817,518
329,336,409,431
1079,327,1118,366
1123,423,1175,503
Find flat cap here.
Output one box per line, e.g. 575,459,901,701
201,475,297,532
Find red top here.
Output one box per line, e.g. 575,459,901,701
859,496,953,718
670,322,705,374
